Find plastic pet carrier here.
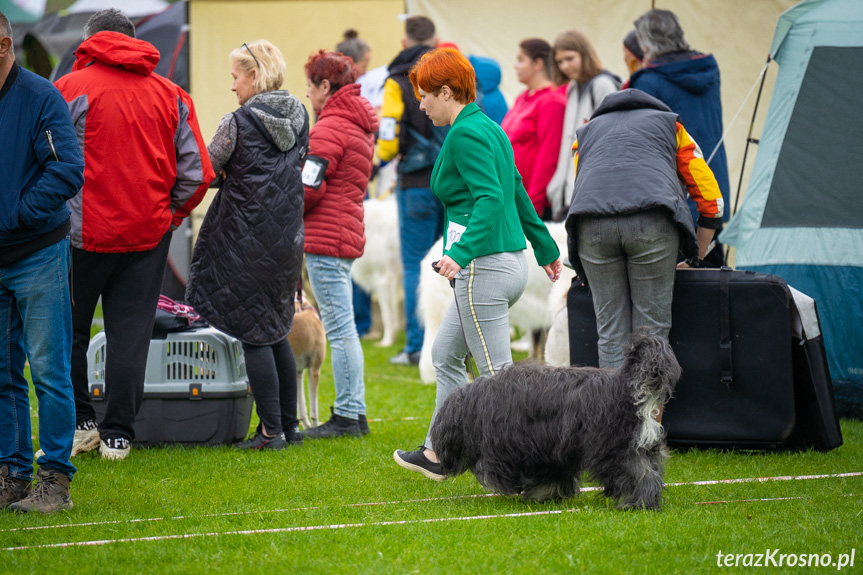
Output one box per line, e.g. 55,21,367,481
87,327,252,446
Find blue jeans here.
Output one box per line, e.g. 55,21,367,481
396,187,444,354
0,238,75,480
305,254,365,419
576,209,680,368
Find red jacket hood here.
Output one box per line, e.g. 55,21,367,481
318,83,379,134
74,31,160,75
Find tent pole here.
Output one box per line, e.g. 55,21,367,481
732,54,772,218
725,54,771,266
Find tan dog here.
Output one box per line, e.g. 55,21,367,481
287,297,326,429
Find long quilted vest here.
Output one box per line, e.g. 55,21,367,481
186,106,306,345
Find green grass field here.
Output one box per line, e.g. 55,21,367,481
2,332,861,574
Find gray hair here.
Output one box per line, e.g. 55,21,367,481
336,29,370,65
84,8,136,39
0,11,12,41
634,9,690,63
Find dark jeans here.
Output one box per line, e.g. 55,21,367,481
352,280,371,337
243,339,298,436
70,233,171,441
396,187,444,354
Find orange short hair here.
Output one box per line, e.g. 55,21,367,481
409,48,476,104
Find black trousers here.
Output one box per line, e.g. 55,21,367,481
70,233,171,440
242,339,299,436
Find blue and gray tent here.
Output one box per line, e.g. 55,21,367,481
722,0,863,416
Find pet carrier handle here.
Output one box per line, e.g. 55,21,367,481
432,260,477,380
719,267,733,387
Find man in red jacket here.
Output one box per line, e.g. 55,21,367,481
54,9,214,461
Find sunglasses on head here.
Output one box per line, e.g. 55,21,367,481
243,42,260,69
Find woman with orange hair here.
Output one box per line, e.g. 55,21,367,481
393,48,563,481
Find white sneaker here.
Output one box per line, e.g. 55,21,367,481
34,423,101,459
72,427,101,456
100,437,130,461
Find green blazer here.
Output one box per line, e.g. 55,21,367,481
431,103,560,268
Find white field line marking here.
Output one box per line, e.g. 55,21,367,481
7,493,858,551
366,416,423,423
2,471,859,536
2,509,579,550
693,496,804,505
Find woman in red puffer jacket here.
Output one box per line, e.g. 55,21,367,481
301,50,378,439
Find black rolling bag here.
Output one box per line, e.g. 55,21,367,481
567,268,842,451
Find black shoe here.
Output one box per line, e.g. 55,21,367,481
283,425,304,446
389,350,421,366
393,446,447,481
358,414,370,436
234,431,288,450
301,407,361,439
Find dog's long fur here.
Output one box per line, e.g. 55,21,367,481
429,329,681,509
351,197,403,347
543,279,572,367
288,298,326,429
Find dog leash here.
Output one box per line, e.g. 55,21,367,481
432,260,477,379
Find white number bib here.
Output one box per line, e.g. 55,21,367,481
302,155,328,189
445,221,466,250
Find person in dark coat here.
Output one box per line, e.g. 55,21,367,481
0,10,84,512
186,39,308,449
630,9,730,265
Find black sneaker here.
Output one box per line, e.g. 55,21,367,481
393,446,447,481
389,350,421,366
9,468,72,513
234,431,288,450
0,465,31,510
301,407,361,439
283,425,304,446
358,414,370,436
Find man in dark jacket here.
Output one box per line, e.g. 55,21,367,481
54,9,214,461
0,10,84,513
378,15,445,366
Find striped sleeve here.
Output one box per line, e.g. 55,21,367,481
571,139,579,180
675,122,723,227
170,92,216,226
377,78,403,162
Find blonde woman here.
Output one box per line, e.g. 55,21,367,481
186,40,308,449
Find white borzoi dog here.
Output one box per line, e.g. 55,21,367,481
351,197,403,347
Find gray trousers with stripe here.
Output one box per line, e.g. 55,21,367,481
425,250,528,450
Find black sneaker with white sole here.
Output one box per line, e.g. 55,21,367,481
393,446,447,481
100,436,131,461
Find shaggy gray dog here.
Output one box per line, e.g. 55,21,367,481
429,329,681,509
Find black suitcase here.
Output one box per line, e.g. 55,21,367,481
567,268,842,451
